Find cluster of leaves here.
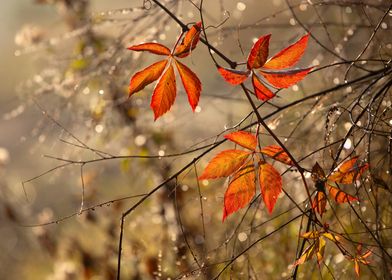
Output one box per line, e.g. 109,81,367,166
198,131,293,221
311,157,369,217
128,22,202,120
217,34,312,100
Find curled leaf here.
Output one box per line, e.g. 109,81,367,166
218,67,250,85
174,59,201,111
252,74,275,101
247,34,271,69
128,42,171,56
150,63,176,120
129,60,168,96
174,22,202,58
294,243,317,266
312,191,327,217
259,162,282,213
264,34,309,69
198,150,251,180
223,165,256,221
224,131,257,151
260,145,293,165
328,157,369,184
260,67,312,88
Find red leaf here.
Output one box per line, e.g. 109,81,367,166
263,34,309,69
247,34,271,69
224,131,257,151
328,157,369,184
259,162,282,213
150,63,176,120
260,67,312,88
326,185,358,203
312,191,327,217
260,145,293,165
174,59,201,111
129,60,168,96
252,74,275,101
174,22,202,58
218,67,250,85
128,42,171,56
223,165,256,221
198,150,251,180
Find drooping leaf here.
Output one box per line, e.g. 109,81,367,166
150,63,176,120
301,230,340,243
218,67,250,85
224,131,257,151
260,145,293,165
174,22,202,58
174,59,201,111
312,191,327,217
247,34,271,69
198,150,251,180
223,165,256,221
328,157,369,184
128,42,171,56
260,67,312,88
258,162,282,213
326,184,358,203
264,34,310,69
294,243,317,266
316,237,326,264
129,60,168,96
252,74,275,101
354,259,360,277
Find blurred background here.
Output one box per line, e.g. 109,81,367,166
1,0,391,279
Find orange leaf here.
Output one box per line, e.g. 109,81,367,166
326,185,358,203
224,131,257,151
247,34,271,69
260,145,293,165
129,60,168,96
198,150,251,180
128,42,171,56
260,67,312,88
312,191,327,217
223,165,256,221
264,34,309,69
150,63,176,120
259,162,282,213
328,157,369,184
317,237,326,264
174,22,202,58
218,67,250,85
252,74,275,101
354,259,360,277
174,59,201,111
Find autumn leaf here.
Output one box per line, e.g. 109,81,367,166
326,184,358,203
316,237,326,264
260,67,313,88
218,67,249,85
150,64,177,120
328,157,369,184
311,162,326,182
260,145,293,165
129,60,168,96
223,165,256,221
263,34,310,69
348,245,372,277
251,74,274,101
259,162,282,213
174,22,202,58
174,59,201,111
198,150,251,180
224,131,257,151
294,243,317,266
217,33,311,102
312,191,327,217
247,34,271,69
127,42,171,56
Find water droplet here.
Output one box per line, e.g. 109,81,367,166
236,2,246,11
238,232,247,242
